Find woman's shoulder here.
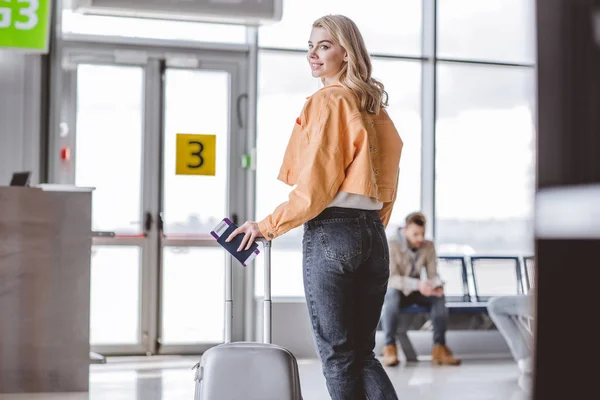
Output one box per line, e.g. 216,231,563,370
309,84,356,101
305,84,360,114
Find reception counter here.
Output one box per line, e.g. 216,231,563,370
0,185,93,393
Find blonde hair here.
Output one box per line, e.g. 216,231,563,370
313,15,388,115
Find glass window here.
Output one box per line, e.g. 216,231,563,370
255,51,422,296
437,0,535,64
75,64,144,234
371,58,422,234
435,63,536,256
161,247,225,344
259,0,422,56
62,10,247,44
162,69,230,236
90,246,141,345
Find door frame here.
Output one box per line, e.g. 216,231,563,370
49,35,253,355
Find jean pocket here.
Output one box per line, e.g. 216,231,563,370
315,218,362,262
371,220,390,264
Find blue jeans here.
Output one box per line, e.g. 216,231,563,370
303,207,398,400
382,289,448,346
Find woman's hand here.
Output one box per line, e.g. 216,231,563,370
225,221,264,251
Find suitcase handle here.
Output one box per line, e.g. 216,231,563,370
224,238,271,344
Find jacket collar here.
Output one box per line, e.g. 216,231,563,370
306,83,344,99
397,229,409,250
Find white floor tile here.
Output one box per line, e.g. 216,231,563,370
0,356,531,400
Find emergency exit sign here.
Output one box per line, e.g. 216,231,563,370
0,0,51,53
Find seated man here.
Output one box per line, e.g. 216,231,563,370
381,212,461,366
487,294,534,375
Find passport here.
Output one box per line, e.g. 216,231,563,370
210,218,260,267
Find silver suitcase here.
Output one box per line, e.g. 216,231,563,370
193,239,303,400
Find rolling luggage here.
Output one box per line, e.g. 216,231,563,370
192,239,303,400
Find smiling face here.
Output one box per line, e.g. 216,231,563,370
307,26,348,85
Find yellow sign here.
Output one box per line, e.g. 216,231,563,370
176,134,216,176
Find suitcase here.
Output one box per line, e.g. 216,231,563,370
192,239,303,400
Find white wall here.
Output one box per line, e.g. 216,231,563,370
0,52,44,185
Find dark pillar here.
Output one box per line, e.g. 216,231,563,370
535,0,600,398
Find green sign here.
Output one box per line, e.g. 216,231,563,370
0,0,50,53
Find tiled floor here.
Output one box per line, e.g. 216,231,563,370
0,356,532,400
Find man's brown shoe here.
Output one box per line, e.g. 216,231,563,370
383,344,400,367
432,344,461,366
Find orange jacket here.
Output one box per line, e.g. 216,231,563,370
257,84,403,240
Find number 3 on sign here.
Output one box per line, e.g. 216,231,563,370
0,0,39,30
176,134,216,176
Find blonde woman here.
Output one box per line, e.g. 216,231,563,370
228,15,402,399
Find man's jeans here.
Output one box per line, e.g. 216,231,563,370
382,289,449,346
487,295,534,361
303,207,398,400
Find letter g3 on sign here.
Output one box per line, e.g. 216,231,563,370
0,0,50,53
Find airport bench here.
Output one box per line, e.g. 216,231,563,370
393,255,529,361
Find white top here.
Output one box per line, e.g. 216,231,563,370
327,191,383,211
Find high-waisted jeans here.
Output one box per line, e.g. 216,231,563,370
303,207,398,400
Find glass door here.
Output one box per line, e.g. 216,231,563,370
59,45,249,356
159,67,234,353
73,64,147,354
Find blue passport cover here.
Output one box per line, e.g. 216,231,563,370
210,218,260,267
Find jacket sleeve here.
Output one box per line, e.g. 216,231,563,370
257,96,348,240
387,240,420,294
425,242,440,281
378,167,399,228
